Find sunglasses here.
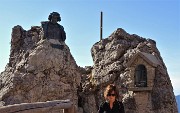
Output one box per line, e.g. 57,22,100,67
107,94,115,96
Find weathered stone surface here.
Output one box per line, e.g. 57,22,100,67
80,28,178,113
0,25,80,112
0,24,177,113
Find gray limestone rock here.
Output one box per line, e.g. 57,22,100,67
80,28,178,113
0,25,81,112
0,25,177,113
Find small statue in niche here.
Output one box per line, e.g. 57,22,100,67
41,12,66,49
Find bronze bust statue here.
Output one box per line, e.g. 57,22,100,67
41,12,66,42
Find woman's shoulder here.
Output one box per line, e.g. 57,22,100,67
115,100,125,112
100,101,109,107
114,100,123,106
115,100,122,103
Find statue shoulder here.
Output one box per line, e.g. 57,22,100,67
41,21,49,26
41,21,49,30
58,24,64,30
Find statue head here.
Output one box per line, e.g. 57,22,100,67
48,12,61,24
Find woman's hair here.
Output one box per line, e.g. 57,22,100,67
48,12,61,22
104,84,119,100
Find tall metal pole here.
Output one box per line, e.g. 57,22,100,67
100,11,103,41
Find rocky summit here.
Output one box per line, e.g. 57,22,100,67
0,25,178,113
80,28,178,113
0,25,81,111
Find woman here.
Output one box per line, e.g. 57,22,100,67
98,84,125,113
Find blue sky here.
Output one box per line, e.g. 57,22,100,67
0,0,179,95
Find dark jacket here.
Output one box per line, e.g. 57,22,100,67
98,100,125,113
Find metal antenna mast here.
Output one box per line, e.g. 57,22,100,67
100,11,103,41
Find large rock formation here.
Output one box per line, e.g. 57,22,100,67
80,28,178,113
0,25,81,112
0,22,178,113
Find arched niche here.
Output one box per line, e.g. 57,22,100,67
135,64,147,87
127,52,160,91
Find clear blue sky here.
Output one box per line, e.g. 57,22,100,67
0,0,179,95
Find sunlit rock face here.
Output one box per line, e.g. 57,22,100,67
0,25,81,110
0,25,178,113
80,28,178,113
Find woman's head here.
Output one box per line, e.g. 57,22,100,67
104,84,119,101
